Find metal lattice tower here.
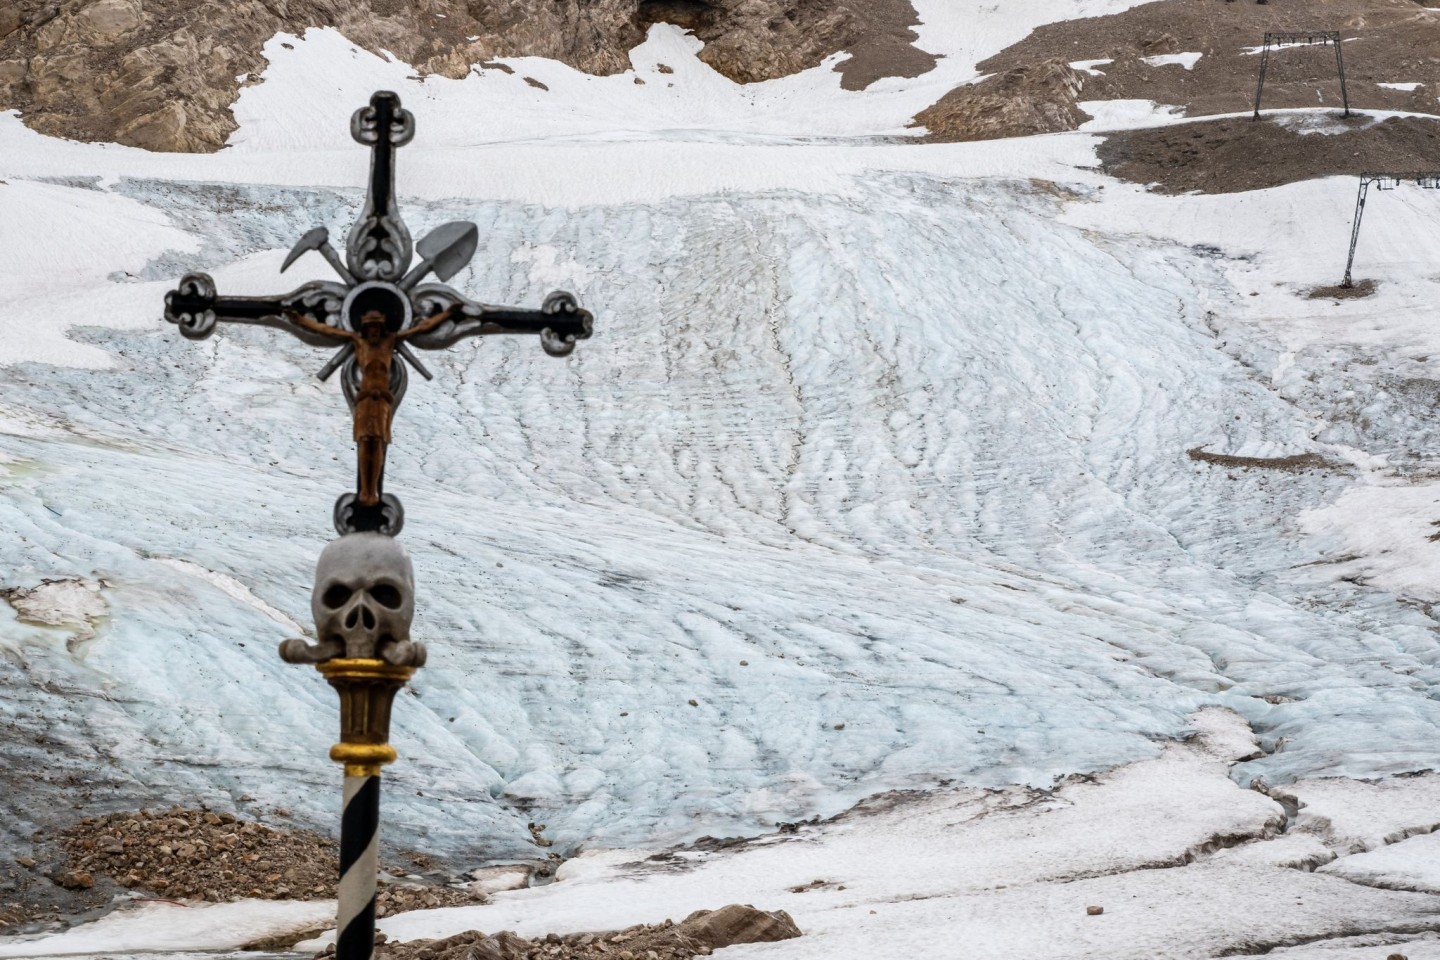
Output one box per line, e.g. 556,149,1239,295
1253,31,1350,120
1341,172,1440,288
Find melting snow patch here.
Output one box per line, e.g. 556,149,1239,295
1273,112,1379,135
0,898,336,957
1379,82,1423,92
1070,58,1114,76
1320,831,1440,893
1142,52,1203,70
288,711,1440,960
1077,99,1185,131
1281,774,1440,854
1299,483,1440,603
2,579,106,637
152,558,307,634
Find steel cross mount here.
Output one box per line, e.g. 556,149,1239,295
163,91,593,536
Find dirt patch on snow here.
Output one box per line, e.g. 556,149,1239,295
0,0,935,153
914,0,1440,144
1187,447,1343,473
1308,278,1380,298
358,904,802,960
1095,114,1440,194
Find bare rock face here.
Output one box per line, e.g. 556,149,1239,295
912,60,1090,143
0,0,934,153
654,0,936,89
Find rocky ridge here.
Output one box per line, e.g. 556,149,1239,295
0,0,933,153
913,59,1090,143
352,904,803,960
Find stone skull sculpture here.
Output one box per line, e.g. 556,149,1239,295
279,532,426,667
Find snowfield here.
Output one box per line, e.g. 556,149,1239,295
7,1,1440,955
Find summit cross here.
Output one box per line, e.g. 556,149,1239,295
163,90,593,536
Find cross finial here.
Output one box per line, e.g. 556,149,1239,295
348,91,416,283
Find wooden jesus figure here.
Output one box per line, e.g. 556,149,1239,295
286,307,456,506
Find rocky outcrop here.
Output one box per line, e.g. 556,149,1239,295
912,60,1090,143
0,0,934,153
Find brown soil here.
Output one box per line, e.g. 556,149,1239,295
2,807,485,934
1308,278,1380,298
0,0,935,153
829,0,937,92
916,0,1440,144
1187,447,1343,472
353,904,802,960
1095,114,1440,193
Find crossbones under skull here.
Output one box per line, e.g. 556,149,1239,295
279,533,426,667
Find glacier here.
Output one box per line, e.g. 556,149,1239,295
5,149,1440,860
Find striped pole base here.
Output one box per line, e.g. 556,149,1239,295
315,659,415,960
338,772,382,960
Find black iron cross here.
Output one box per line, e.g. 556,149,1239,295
163,91,593,536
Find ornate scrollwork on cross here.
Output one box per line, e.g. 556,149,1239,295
346,92,416,284
161,90,595,537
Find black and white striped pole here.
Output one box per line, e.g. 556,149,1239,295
321,657,414,960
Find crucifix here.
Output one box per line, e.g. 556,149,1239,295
161,91,594,960
164,90,593,537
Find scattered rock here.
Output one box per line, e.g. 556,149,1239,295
372,904,801,960
1087,905,1104,916
1139,33,1179,56
57,808,486,913
56,870,93,890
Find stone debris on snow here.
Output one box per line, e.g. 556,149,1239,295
40,808,484,922
339,905,801,960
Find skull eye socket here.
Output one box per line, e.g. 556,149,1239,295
370,584,404,609
322,584,355,609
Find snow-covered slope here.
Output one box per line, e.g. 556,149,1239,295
4,1,1440,905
